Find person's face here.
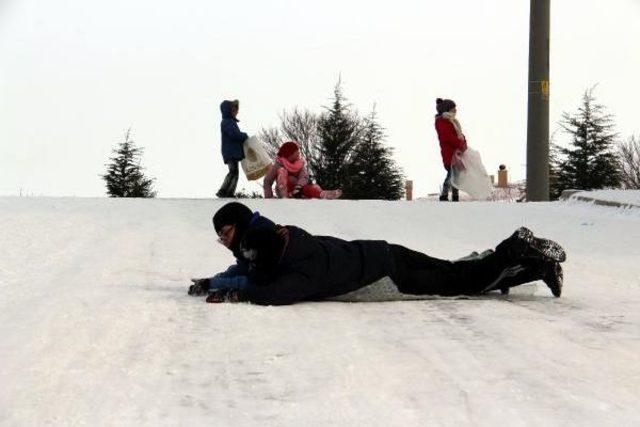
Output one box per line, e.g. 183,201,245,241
287,150,300,162
231,105,239,118
451,107,457,114
217,224,236,248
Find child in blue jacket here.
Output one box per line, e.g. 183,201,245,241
216,100,248,198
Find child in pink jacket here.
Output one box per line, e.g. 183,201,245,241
263,141,342,199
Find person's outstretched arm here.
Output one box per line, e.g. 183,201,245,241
190,262,250,294
210,274,249,291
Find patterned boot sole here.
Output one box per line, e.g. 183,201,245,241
511,227,567,263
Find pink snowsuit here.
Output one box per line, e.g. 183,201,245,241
263,156,323,199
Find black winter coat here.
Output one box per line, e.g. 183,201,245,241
231,213,277,274
243,226,396,305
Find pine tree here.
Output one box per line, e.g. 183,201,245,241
551,88,620,199
549,138,564,200
346,107,405,200
315,80,361,191
102,128,156,198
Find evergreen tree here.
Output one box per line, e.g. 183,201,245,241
102,128,156,197
551,88,620,199
346,107,405,200
549,138,564,200
315,80,362,191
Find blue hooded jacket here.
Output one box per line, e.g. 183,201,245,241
220,100,249,163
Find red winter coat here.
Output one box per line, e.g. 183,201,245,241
435,116,467,167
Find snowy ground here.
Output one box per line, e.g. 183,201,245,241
1,196,639,426
567,189,640,207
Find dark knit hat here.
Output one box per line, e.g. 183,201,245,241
213,202,253,233
240,227,285,272
436,98,456,115
213,202,254,251
277,141,299,159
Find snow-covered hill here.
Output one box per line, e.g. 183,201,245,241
1,197,639,426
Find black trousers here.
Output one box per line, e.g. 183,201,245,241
217,160,239,197
389,244,541,296
440,166,459,201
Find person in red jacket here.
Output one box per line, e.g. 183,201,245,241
434,98,467,201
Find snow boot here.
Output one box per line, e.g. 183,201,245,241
542,261,563,297
320,189,342,200
496,227,566,263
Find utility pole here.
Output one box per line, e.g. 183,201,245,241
526,0,550,201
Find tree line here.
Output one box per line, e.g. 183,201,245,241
550,87,640,200
101,84,640,200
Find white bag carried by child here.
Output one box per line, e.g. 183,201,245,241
241,136,271,180
450,147,493,200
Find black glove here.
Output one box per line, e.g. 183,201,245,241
291,185,302,198
188,278,209,296
205,289,245,303
205,289,227,303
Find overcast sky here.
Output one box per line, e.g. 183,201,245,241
1,0,639,198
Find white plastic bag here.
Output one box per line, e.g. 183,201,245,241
450,147,493,200
241,136,272,180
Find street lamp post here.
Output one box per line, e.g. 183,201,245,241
526,0,550,201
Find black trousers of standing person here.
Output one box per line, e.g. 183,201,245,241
217,160,239,198
389,244,540,296
439,166,459,202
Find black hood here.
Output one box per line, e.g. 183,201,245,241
240,227,286,274
220,100,239,120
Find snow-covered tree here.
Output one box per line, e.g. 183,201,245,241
315,80,362,191
345,107,405,200
551,88,620,199
102,128,156,198
617,135,640,189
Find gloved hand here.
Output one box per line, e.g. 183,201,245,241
188,278,209,296
206,289,228,303
226,290,243,303
291,185,302,198
205,289,244,303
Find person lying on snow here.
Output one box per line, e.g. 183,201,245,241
187,202,278,296
189,204,566,305
263,141,342,199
